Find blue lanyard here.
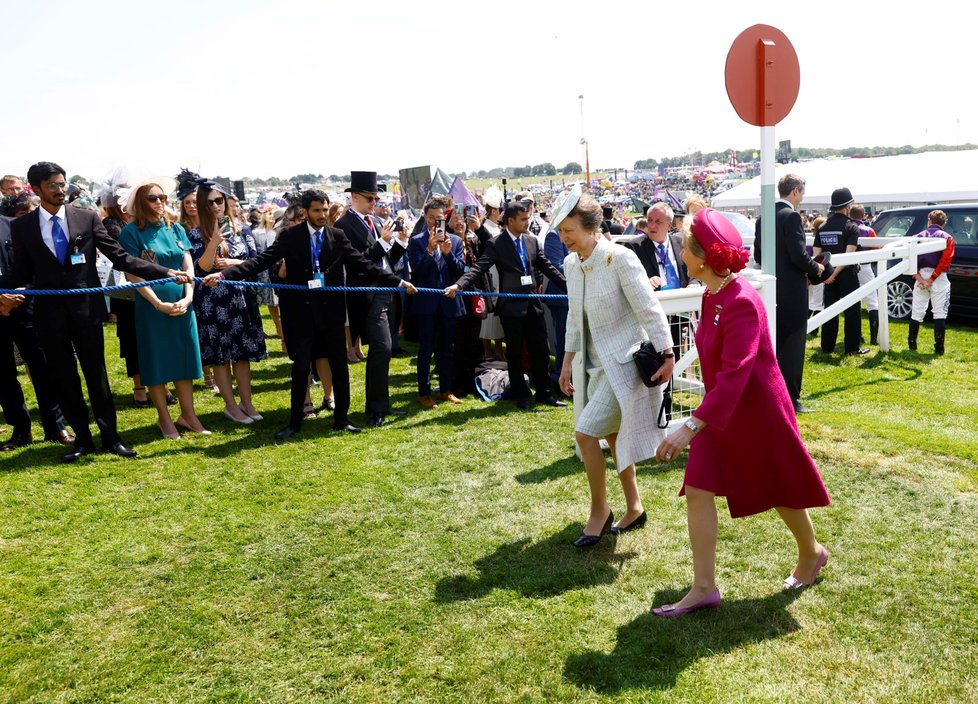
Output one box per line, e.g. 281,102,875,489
310,231,324,273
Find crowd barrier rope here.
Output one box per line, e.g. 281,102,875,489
0,277,569,300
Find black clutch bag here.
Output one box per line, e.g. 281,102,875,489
633,340,666,388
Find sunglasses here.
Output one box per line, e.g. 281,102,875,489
145,194,168,204
358,193,379,203
207,196,225,207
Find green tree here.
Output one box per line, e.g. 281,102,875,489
561,162,582,175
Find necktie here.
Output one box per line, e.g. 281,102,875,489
51,215,68,264
657,243,681,289
364,216,374,234
516,236,529,273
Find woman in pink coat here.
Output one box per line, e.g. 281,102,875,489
652,209,831,618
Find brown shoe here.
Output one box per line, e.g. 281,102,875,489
44,429,75,446
419,395,438,409
2,433,32,450
437,392,463,405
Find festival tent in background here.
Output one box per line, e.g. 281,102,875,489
712,150,978,212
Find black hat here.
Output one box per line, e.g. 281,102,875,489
175,168,203,201
807,251,835,285
344,171,386,194
602,205,613,220
830,187,854,210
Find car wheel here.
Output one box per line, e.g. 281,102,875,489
887,278,914,320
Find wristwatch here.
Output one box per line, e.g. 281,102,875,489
683,419,700,434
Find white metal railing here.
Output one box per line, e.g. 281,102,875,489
803,236,947,352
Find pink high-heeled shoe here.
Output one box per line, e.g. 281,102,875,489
652,588,721,618
783,548,829,590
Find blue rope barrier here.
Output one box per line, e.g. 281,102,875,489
0,277,569,300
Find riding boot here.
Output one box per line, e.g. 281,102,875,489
908,320,920,350
934,319,946,355
869,310,879,345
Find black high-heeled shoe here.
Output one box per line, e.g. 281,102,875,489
573,510,614,548
610,510,647,535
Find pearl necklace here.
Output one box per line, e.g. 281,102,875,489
706,272,735,296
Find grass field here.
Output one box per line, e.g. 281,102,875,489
1,316,976,703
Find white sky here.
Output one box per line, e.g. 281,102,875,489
2,0,973,181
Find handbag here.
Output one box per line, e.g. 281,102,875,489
632,340,666,388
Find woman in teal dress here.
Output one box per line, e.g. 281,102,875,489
120,179,210,439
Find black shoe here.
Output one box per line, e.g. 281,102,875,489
63,444,97,463
105,441,138,458
536,394,567,407
610,510,647,535
368,413,384,428
1,433,32,451
516,398,532,410
845,348,871,356
334,422,361,434
166,392,177,406
275,425,301,440
321,398,335,412
793,400,814,414
573,510,614,548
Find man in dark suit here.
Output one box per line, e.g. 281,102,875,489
754,173,823,414
203,190,416,439
445,201,567,410
333,171,409,421
1,162,186,462
407,204,466,411
621,201,689,420
0,213,73,450
621,202,689,290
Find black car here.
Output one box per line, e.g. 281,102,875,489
871,203,978,319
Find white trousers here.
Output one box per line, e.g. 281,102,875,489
858,264,879,311
911,268,951,321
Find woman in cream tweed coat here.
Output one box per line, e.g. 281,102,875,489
558,194,674,548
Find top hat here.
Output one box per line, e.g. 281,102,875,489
345,171,386,194
830,187,854,210
807,251,834,285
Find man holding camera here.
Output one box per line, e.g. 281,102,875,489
445,201,567,410
408,201,466,409
334,171,410,425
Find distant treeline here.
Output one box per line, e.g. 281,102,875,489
633,143,978,170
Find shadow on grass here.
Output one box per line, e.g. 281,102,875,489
434,524,634,601
563,588,804,693
516,455,580,484
805,354,923,402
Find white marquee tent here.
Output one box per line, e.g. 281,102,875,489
712,149,978,213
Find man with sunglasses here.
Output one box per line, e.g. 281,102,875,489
333,171,410,426
1,162,190,462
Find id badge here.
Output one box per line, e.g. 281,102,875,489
308,273,324,289
70,253,86,265
520,275,533,286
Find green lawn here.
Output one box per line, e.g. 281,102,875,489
1,318,976,703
